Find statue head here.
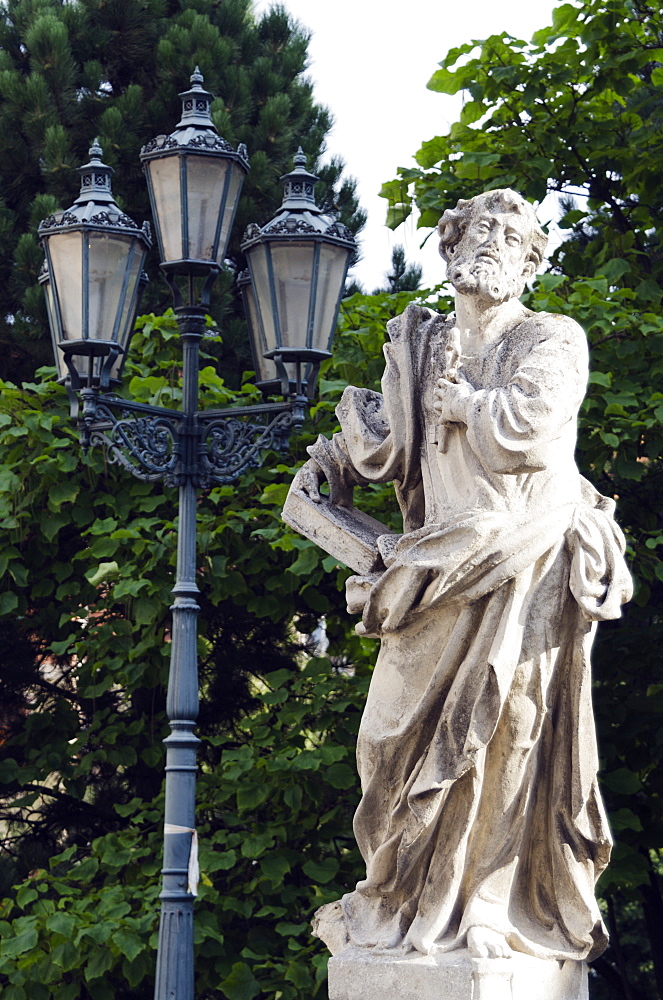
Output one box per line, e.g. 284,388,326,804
437,189,548,303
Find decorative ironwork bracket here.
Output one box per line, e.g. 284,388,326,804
76,390,304,487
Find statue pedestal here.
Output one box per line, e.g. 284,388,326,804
328,948,588,1000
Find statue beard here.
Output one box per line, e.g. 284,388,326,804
448,252,526,303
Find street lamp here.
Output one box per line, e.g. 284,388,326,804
38,139,151,392
241,147,356,397
38,69,355,1000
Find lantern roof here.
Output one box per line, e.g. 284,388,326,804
140,67,249,170
241,148,356,250
38,139,152,245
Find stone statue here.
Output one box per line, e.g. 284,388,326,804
284,189,632,995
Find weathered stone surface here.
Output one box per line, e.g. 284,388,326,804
328,949,588,1000
282,487,392,575
286,189,633,974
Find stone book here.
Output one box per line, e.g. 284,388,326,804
282,487,393,576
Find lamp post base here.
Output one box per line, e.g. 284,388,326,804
154,899,195,1000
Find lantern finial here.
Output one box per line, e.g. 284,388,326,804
176,66,215,131
278,145,320,212
74,138,115,206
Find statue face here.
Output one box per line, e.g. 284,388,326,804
448,208,535,303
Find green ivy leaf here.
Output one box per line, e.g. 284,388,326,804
219,962,261,1000
302,858,339,884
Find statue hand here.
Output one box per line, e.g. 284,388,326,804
433,376,473,424
292,458,326,503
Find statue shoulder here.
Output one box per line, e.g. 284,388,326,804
386,302,452,344
513,309,588,359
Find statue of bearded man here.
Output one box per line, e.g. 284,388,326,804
291,189,632,963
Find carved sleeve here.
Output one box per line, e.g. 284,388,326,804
463,315,589,475
307,386,400,491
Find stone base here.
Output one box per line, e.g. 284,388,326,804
328,948,588,1000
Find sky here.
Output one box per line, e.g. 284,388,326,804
253,0,559,291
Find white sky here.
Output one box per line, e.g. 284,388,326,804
254,0,559,291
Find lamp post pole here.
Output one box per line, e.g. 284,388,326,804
39,69,356,1000
154,305,204,1000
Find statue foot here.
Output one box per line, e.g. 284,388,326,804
467,926,512,959
312,900,350,956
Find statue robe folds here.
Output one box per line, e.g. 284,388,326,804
308,304,632,961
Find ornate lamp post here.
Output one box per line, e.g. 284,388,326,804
39,70,355,1000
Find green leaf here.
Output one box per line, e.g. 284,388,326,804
609,808,643,833
219,962,261,1000
283,784,302,810
85,561,120,587
51,938,80,972
46,911,76,937
112,928,143,963
602,768,641,794
598,258,631,283
48,481,80,509
260,854,291,882
1,925,38,958
84,946,114,981
288,546,320,577
237,783,270,812
15,886,38,908
551,3,579,32
0,591,19,615
427,67,464,94
635,279,663,303
325,762,356,789
588,372,612,387
302,857,340,884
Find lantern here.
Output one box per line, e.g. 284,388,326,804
140,67,249,275
241,148,356,395
38,140,151,388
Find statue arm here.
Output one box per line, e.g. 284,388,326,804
294,385,400,508
462,316,589,475
293,303,434,513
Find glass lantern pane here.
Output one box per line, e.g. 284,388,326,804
184,155,230,262
42,277,67,382
109,246,145,380
87,231,137,344
214,162,244,266
146,155,183,262
269,242,315,350
47,231,83,343
311,243,351,353
247,243,278,359
241,278,270,384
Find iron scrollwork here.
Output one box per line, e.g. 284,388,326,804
78,393,300,487
199,408,295,486
82,398,181,484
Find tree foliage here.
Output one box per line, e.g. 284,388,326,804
2,0,663,997
372,244,423,295
381,1,663,995
0,0,365,384
0,288,441,999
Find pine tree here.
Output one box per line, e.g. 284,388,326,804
0,0,366,383
373,243,422,294
0,8,368,990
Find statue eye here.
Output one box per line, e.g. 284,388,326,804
506,233,522,246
